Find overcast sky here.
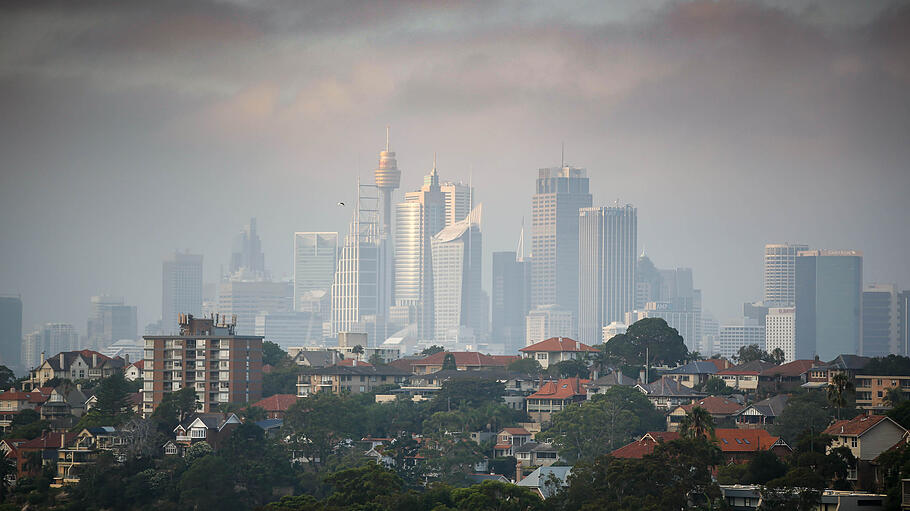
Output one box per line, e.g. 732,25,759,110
1,0,909,334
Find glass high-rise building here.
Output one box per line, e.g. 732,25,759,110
530,166,592,320
491,251,529,355
795,250,862,360
162,252,203,334
293,232,338,311
230,218,266,279
577,205,637,346
764,243,809,307
87,295,138,350
862,283,900,357
431,205,483,341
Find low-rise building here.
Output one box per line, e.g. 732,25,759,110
519,338,598,370
735,394,789,429
514,441,559,467
24,350,126,389
586,370,636,399
757,359,820,393
55,427,126,486
493,427,532,457
526,378,590,424
717,361,778,391
855,375,910,409
252,394,298,419
667,396,743,431
516,466,572,498
635,376,704,410
170,412,242,455
0,389,49,432
612,429,790,465
123,360,144,381
664,361,719,389
14,432,78,479
823,414,907,487
296,363,410,396
409,351,517,375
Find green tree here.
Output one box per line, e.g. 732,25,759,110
698,376,732,395
770,348,786,365
746,450,788,484
283,392,360,470
442,353,457,371
0,365,15,391
421,345,446,356
178,455,240,510
888,400,910,429
75,371,134,428
10,408,40,427
432,378,504,411
507,357,543,375
368,352,386,366
151,385,198,428
772,389,835,445
539,385,662,462
548,358,589,379
863,355,910,376
0,455,15,501
351,344,365,361
262,340,288,366
184,441,214,464
826,372,854,420
883,386,905,408
678,406,715,440
322,463,404,508
449,480,543,510
735,344,777,364
603,318,688,367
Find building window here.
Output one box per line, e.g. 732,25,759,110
190,428,206,439
851,437,857,448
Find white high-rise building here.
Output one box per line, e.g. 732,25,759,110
577,205,637,346
526,305,575,346
294,232,338,311
715,321,766,361
440,181,473,227
394,158,446,339
764,243,809,307
162,252,203,333
766,307,796,362
431,205,483,341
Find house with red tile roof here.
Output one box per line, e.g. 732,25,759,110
824,414,907,489
409,351,516,375
611,429,789,465
667,396,743,431
14,431,79,479
0,389,49,432
253,394,298,419
526,378,590,424
758,359,822,392
520,338,598,370
493,427,532,457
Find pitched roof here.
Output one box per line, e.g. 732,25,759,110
680,396,743,415
823,354,871,371
717,360,778,375
739,394,789,417
412,351,513,368
704,359,734,371
307,365,411,376
639,376,705,397
520,337,598,353
589,370,636,387
501,427,530,436
128,360,145,370
527,378,590,400
253,394,298,412
823,414,904,437
178,412,240,431
336,359,373,367
18,432,78,450
516,466,572,497
760,359,820,378
665,361,719,375
713,428,785,452
42,350,120,371
611,431,681,458
0,390,49,404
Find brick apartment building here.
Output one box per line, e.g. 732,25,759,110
142,314,262,416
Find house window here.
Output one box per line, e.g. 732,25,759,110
851,437,857,448
165,444,178,455
191,428,206,438
537,353,547,360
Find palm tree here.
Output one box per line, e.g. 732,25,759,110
827,372,855,420
352,344,364,361
883,386,906,408
679,406,715,440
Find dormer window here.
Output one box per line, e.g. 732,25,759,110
191,428,206,438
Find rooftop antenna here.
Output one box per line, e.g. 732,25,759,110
516,218,525,262
561,141,565,168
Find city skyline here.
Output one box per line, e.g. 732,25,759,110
1,1,909,336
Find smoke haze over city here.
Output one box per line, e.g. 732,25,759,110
1,0,909,332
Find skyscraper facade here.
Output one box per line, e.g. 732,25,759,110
763,243,809,307
162,252,203,335
22,323,78,370
440,181,473,227
862,283,900,357
431,205,483,341
795,249,863,360
332,184,386,344
293,232,338,311
900,290,910,356
491,251,529,355
0,296,22,370
577,205,637,346
394,161,446,339
229,218,266,279
216,280,293,336
766,307,796,363
530,166,592,320
86,295,138,350
715,322,766,361
526,305,574,346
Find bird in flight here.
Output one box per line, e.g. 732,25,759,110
337,202,346,206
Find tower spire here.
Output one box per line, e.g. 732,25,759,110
386,125,390,152
561,141,565,168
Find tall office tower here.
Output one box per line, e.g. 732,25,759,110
394,159,446,339
216,280,293,335
255,311,323,350
333,183,386,344
525,305,575,346
634,252,661,309
22,323,78,370
491,251,529,355
229,218,266,279
530,166,592,321
715,321,766,361
293,232,338,311
431,205,483,341
162,252,203,335
701,313,720,356
900,291,910,356
0,296,22,370
795,249,862,361
440,181,473,226
764,243,809,307
577,205,637,346
862,284,900,356
766,307,796,363
86,295,138,350
743,302,769,327
143,314,262,416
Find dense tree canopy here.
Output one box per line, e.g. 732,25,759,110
263,341,289,367
602,318,688,367
507,357,543,375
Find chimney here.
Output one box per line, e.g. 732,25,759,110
125,353,130,364
41,351,45,364
61,433,65,449
60,353,65,368
92,353,98,367
516,461,523,482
